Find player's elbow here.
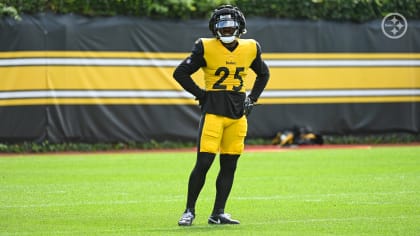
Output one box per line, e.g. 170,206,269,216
260,64,270,81
257,71,269,83
173,67,181,80
173,66,187,82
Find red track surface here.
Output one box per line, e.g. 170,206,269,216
244,143,420,152
1,143,419,156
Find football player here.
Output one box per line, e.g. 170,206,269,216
173,4,270,226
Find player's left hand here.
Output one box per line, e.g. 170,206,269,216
244,96,255,116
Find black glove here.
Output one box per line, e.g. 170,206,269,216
244,96,255,116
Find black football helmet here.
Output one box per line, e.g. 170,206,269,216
209,5,247,43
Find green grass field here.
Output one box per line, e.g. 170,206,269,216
1,146,419,235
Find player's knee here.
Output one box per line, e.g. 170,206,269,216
220,154,239,172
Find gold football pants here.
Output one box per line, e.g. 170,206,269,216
198,113,247,155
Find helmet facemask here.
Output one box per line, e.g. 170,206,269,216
215,15,240,44
209,5,246,44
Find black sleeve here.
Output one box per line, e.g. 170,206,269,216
173,39,207,100
248,42,270,103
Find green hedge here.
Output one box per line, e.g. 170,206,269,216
0,3,21,20
0,140,196,153
1,0,419,21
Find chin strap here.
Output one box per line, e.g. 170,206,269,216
217,29,239,44
219,36,236,44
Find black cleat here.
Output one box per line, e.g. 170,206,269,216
208,213,240,225
178,211,195,226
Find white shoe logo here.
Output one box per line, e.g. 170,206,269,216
210,218,221,224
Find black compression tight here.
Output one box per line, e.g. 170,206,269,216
212,154,239,215
185,152,240,215
186,152,215,211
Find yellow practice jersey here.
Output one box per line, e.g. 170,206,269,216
173,37,269,119
201,38,257,93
